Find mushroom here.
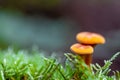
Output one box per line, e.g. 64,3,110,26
74,31,106,66
76,32,106,46
70,43,94,66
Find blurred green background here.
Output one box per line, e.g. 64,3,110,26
0,10,76,52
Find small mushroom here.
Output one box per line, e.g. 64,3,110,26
70,43,94,66
76,32,106,46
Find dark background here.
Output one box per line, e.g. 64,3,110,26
0,0,120,72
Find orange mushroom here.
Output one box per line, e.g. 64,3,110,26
70,43,94,66
74,31,106,66
76,32,106,46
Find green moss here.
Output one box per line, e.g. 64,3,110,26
0,48,119,80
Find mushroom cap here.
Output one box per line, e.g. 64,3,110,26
70,43,94,54
76,32,106,44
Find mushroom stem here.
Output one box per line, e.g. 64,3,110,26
85,54,92,66
80,54,92,66
79,44,96,66
81,43,96,47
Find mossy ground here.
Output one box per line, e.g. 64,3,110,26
0,48,120,80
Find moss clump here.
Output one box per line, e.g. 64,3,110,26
0,48,120,80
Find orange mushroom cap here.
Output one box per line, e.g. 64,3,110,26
76,32,106,45
70,43,94,54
